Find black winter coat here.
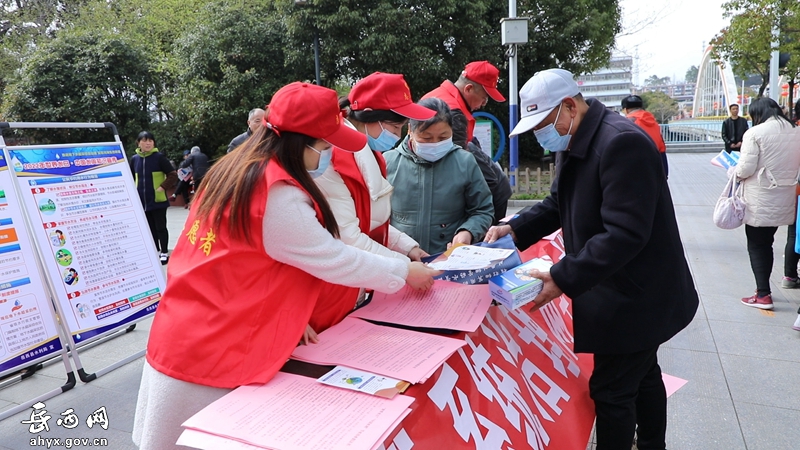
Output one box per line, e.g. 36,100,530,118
509,99,698,354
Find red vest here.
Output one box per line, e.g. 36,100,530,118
146,160,358,388
331,148,389,247
627,109,667,153
423,81,475,143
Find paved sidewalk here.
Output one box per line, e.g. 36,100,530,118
1,153,799,449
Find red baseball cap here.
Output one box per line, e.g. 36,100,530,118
265,82,367,152
462,61,506,102
349,72,436,121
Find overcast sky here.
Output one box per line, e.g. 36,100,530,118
615,0,730,84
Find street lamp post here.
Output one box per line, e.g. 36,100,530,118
500,10,529,187
295,0,321,85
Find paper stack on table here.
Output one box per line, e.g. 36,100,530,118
349,280,492,332
426,244,515,270
290,317,465,384
178,372,414,450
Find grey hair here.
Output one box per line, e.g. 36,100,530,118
190,146,201,154
408,98,452,133
248,108,265,120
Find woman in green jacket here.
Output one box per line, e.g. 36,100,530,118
384,98,493,254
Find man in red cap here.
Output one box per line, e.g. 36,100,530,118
423,61,511,223
423,60,506,148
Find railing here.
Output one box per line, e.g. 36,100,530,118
503,164,555,195
660,120,724,143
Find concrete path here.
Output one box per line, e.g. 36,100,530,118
1,153,799,450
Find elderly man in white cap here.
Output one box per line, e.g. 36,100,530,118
485,69,698,450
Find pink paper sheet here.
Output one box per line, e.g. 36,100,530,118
349,281,492,332
369,408,412,450
179,409,413,450
662,373,688,397
290,317,466,383
181,372,414,450
178,429,269,450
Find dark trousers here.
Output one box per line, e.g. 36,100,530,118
785,223,800,279
145,208,169,253
745,225,778,296
590,346,666,450
174,180,190,203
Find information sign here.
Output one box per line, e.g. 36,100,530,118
0,152,63,375
7,143,165,344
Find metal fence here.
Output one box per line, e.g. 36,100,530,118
659,120,751,143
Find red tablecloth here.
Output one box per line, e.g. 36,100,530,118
380,233,595,449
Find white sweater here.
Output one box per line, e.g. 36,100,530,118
735,117,800,227
315,138,419,262
263,182,408,293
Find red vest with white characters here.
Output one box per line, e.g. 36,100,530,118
146,160,358,388
422,80,475,143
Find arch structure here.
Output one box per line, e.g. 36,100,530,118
693,46,739,118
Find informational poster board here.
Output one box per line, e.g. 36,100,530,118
5,142,165,344
473,119,494,158
0,152,64,376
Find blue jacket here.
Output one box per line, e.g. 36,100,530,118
130,148,176,211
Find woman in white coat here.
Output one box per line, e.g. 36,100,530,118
735,97,800,311
315,72,434,266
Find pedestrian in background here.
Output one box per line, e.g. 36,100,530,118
621,94,668,178
722,104,748,154
485,68,698,450
227,108,265,153
170,150,192,208
734,97,800,311
129,131,177,264
185,146,209,193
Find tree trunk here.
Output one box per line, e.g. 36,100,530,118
758,75,769,97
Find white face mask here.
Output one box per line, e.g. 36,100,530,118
412,138,453,162
533,103,574,152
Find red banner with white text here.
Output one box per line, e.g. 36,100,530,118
380,233,596,450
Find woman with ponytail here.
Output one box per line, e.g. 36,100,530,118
133,82,439,449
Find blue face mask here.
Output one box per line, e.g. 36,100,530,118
413,137,453,162
366,122,401,152
307,145,332,178
534,103,574,152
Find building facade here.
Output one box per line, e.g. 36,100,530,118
576,55,633,111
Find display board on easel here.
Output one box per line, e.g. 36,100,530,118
6,142,164,346
0,152,65,378
0,122,166,385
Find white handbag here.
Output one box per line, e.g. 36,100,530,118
713,172,746,229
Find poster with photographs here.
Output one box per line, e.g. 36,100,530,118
6,143,165,344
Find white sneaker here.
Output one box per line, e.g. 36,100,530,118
160,253,169,265
793,314,800,332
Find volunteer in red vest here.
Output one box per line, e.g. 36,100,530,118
621,94,669,178
423,61,512,224
133,82,439,450
312,72,436,327
422,61,506,147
